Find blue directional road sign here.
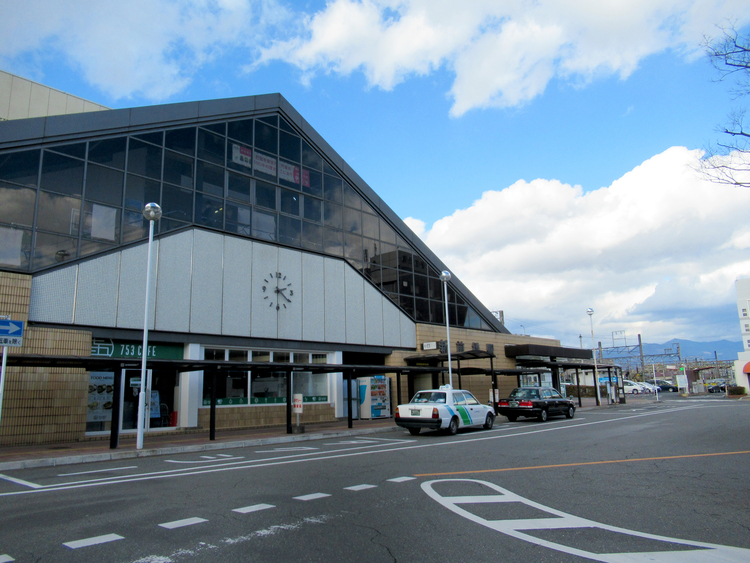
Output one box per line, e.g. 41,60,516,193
0,319,24,347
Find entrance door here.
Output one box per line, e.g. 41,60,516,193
121,369,152,432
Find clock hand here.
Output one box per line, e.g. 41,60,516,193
278,290,292,303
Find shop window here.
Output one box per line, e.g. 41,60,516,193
228,119,253,145
250,371,287,404
312,353,327,364
279,131,301,162
323,174,343,203
301,221,323,252
82,202,120,242
0,226,31,269
0,149,40,186
37,191,82,235
196,161,224,197
229,349,248,362
124,175,160,211
255,120,278,154
253,350,270,362
0,182,36,227
275,351,291,363
302,140,322,170
292,371,328,402
201,348,249,406
227,171,252,203
89,137,127,169
161,184,193,222
253,209,277,241
128,138,162,179
197,129,225,165
163,150,194,188
293,352,310,363
195,193,224,229
165,127,196,157
85,163,124,206
32,232,78,268
302,168,322,198
41,151,84,196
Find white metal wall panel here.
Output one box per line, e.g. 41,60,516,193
324,258,346,343
28,265,78,324
251,242,278,338
301,253,325,341
154,231,192,333
363,282,384,346
277,247,303,341
74,252,120,327
344,267,365,344
382,297,403,347
116,241,159,330
190,230,224,334
400,311,417,349
222,236,253,336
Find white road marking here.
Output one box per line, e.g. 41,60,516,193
255,447,318,452
216,454,234,457
58,466,138,476
63,533,124,549
164,456,244,464
232,503,275,514
294,493,331,501
159,517,208,529
324,439,378,445
388,476,416,483
0,474,42,489
344,484,376,491
0,554,14,562
422,479,750,562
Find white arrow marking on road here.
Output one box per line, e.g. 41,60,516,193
423,479,750,562
63,534,124,549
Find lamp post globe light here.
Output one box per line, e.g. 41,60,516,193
440,270,453,388
136,203,162,450
587,308,602,407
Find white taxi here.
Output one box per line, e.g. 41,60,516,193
394,385,495,435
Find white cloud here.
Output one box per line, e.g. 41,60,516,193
413,147,750,343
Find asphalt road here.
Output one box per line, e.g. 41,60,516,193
1,395,748,562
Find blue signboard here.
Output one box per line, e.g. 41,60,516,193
0,320,23,347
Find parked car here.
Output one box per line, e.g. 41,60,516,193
394,385,495,435
638,381,658,393
623,380,647,394
495,387,575,422
654,379,678,392
706,379,727,393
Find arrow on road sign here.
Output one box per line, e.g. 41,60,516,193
0,320,24,337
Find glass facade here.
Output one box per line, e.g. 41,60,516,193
0,112,492,331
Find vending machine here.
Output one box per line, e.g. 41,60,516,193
357,376,391,419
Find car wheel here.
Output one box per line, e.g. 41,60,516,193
483,413,494,430
447,417,459,435
668,388,674,392
506,415,517,422
408,428,420,436
633,389,639,394
538,409,548,422
565,406,575,419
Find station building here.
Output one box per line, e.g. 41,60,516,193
0,82,576,446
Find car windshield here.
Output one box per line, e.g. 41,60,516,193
509,388,540,399
411,392,446,404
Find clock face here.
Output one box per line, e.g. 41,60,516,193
262,271,294,310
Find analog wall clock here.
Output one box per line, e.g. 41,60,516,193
262,271,294,310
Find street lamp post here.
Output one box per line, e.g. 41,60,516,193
136,203,162,450
440,270,453,388
587,308,602,407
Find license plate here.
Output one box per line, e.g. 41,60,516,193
509,401,518,407
411,409,420,416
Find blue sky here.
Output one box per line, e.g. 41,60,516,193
3,0,750,351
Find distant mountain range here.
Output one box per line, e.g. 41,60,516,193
602,339,742,362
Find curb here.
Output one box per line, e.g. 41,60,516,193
0,425,400,472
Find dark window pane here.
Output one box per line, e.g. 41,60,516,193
133,131,163,145
195,193,224,229
203,122,226,136
323,228,342,256
259,115,278,127
163,150,194,188
82,202,120,242
303,168,322,197
0,149,40,186
279,117,294,133
279,131,300,162
414,274,428,299
49,142,86,159
380,219,397,244
465,307,481,329
363,237,378,266
323,161,338,176
362,213,378,239
415,298,430,322
374,266,398,293
413,254,428,275
165,127,196,156
0,226,31,269
279,215,301,246
227,119,253,144
124,175,160,211
254,150,277,182
227,171,251,203
37,191,82,235
343,184,361,209
33,232,78,268
0,182,36,227
161,184,193,222
399,295,414,317
255,120,277,154
430,300,444,324
253,209,276,241
302,140,322,170
196,161,224,196
428,277,442,300
79,238,116,258
128,138,162,179
86,163,123,206
280,189,299,216
343,207,361,234
226,222,252,236
361,199,375,215
88,137,126,169
41,151,84,196
160,218,189,234
255,181,276,210
279,159,300,189
399,271,413,295
398,249,413,271
323,174,342,203
226,202,251,233
197,129,225,165
301,221,323,252
303,196,321,222
344,232,363,261
122,209,149,242
323,201,341,229
228,141,253,173
378,242,397,268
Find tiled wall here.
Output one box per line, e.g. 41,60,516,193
197,403,337,430
0,271,92,446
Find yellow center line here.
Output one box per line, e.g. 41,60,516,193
414,450,750,477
